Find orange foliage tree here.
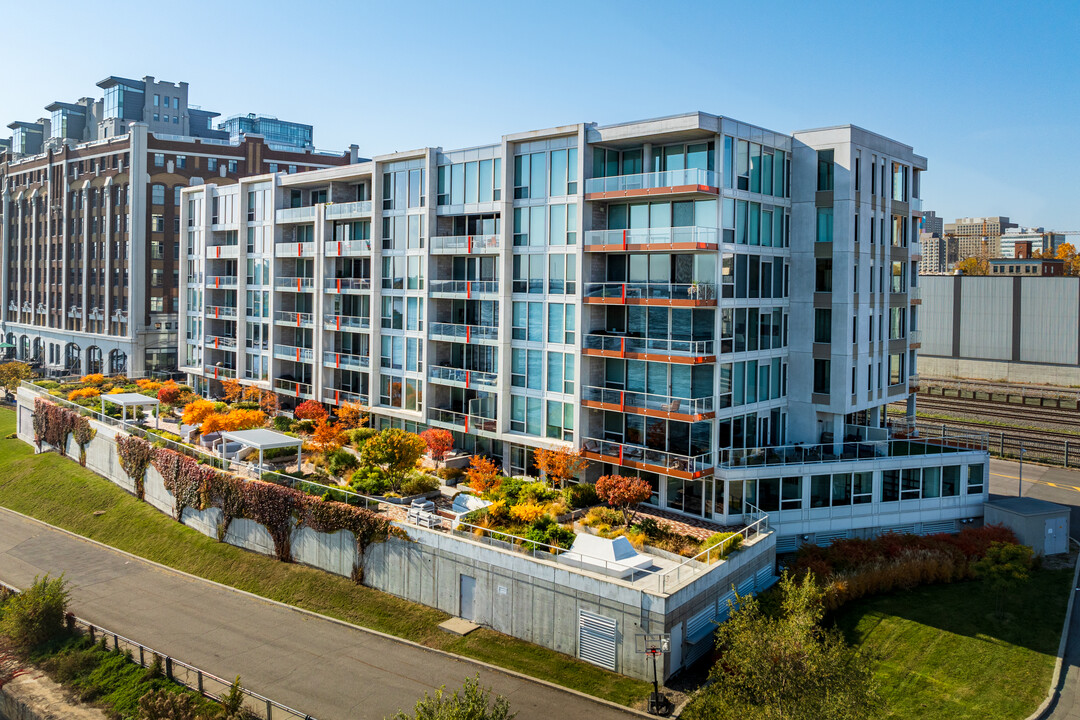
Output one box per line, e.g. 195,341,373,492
201,409,266,435
420,428,453,464
312,419,346,453
337,401,367,430
467,455,501,494
294,400,329,423
259,390,280,415
221,378,244,403
534,447,589,489
181,399,217,427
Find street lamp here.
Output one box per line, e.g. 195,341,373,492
1019,443,1026,497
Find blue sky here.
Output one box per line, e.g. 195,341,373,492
3,0,1077,229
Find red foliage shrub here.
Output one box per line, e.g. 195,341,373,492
32,398,80,455
152,448,216,521
242,480,305,562
300,495,392,582
293,400,328,423
157,384,185,406
116,433,154,499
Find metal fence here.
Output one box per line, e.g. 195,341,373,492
916,421,1078,467
0,580,315,720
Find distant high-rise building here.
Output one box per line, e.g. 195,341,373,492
918,232,946,273
1000,227,1066,258
217,114,314,151
943,216,1016,259
920,209,943,236
0,75,354,376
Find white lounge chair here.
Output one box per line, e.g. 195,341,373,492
559,535,653,579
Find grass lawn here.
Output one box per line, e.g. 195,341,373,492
835,564,1073,720
0,409,651,707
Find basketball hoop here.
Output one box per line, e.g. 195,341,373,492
636,634,672,716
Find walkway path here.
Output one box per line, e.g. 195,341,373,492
0,507,639,720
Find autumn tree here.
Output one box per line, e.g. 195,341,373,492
683,572,881,720
420,428,454,464
181,399,218,427
358,428,426,493
533,447,589,489
294,399,329,423
955,256,988,276
0,361,32,400
595,474,653,527
221,378,244,403
337,401,367,430
201,409,266,435
312,419,346,453
1055,242,1080,276
259,390,280,415
241,385,262,403
467,455,501,494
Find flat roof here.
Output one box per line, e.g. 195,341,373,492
987,496,1069,517
221,428,302,450
102,393,160,407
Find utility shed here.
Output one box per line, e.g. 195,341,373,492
984,497,1070,555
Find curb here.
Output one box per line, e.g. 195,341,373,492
0,506,651,719
1026,538,1080,720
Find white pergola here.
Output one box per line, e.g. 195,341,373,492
101,393,160,428
219,428,304,473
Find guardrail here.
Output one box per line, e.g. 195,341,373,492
275,277,315,291
584,282,716,302
583,227,720,247
273,311,315,327
582,334,715,357
428,280,500,295
205,305,238,319
322,350,369,370
272,378,313,398
581,386,713,416
323,239,373,256
323,314,370,331
428,366,498,388
273,344,314,362
0,579,316,720
206,276,237,288
324,277,371,292
275,207,316,223
716,432,988,469
325,200,373,219
585,168,720,195
429,234,500,253
580,437,712,476
429,323,498,343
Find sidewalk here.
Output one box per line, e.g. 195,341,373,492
0,507,639,720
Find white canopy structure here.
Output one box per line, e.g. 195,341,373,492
219,428,304,472
101,393,160,428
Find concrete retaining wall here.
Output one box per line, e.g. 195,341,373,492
14,388,774,680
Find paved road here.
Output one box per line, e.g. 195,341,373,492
0,507,638,720
988,459,1080,720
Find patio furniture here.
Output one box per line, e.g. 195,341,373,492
659,399,682,413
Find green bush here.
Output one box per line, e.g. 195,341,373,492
145,430,182,443
35,380,59,390
0,574,70,649
294,419,316,434
401,472,439,496
525,516,576,550
564,482,599,509
262,445,297,461
348,427,378,447
702,531,743,561
437,466,465,482
233,401,260,410
326,447,359,477
271,415,292,432
351,467,391,496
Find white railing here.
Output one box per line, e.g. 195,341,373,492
273,310,314,326
205,244,239,259
272,378,313,397
585,168,720,194
274,276,315,291
206,276,237,288
324,239,373,256
204,305,237,319
324,277,371,292
717,433,988,469
322,388,368,406
325,200,373,219
428,366,498,388
584,282,716,302
427,407,498,434
584,226,720,247
202,365,236,379
322,350,369,370
582,334,715,357
324,314,370,331
429,234,500,253
273,344,314,362
580,437,712,476
275,206,316,223
581,386,713,416
274,241,316,256
429,323,499,342
203,334,237,349
428,280,500,295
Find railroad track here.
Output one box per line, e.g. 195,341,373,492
912,395,1080,432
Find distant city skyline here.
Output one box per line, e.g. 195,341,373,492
2,0,1076,229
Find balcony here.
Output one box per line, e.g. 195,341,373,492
909,329,921,348
324,239,373,257
203,334,237,349
275,206,316,223
275,241,316,257
206,243,239,259
324,277,371,293
909,373,921,390
427,407,498,436
323,350,370,370
909,286,922,304
322,387,369,406
584,168,720,200
428,365,498,390
275,276,315,291
204,305,237,319
581,386,714,421
580,437,713,480
206,276,238,288
429,234,500,254
582,334,715,363
273,344,314,362
583,282,716,306
325,200,373,220
429,322,499,344
273,378,313,399
583,226,720,251
273,310,315,327
203,365,236,379
717,433,985,470
428,280,500,298
324,314,370,331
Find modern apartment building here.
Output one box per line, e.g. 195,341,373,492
1000,227,1066,259
919,232,947,274
944,215,1017,259
181,112,989,548
217,114,314,151
920,209,943,236
0,75,354,376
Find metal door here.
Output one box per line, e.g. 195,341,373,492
1046,517,1068,555
459,575,476,621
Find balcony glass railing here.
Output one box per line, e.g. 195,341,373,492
429,323,499,342
584,282,716,302
580,437,713,475
275,206,316,223
204,305,237,319
275,276,315,291
909,286,922,302
322,387,369,406
205,244,239,258
583,333,715,356
908,329,921,345
585,168,720,195
323,239,373,256
273,378,313,397
324,314,370,331
203,334,237,349
429,366,498,388
581,386,713,416
427,408,498,433
584,226,720,247
325,200,373,219
429,234,500,253
274,310,315,326
428,280,500,295
717,433,986,469
206,276,237,288
203,365,236,379
273,344,314,362
324,277,371,292
323,350,369,370
275,241,316,256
